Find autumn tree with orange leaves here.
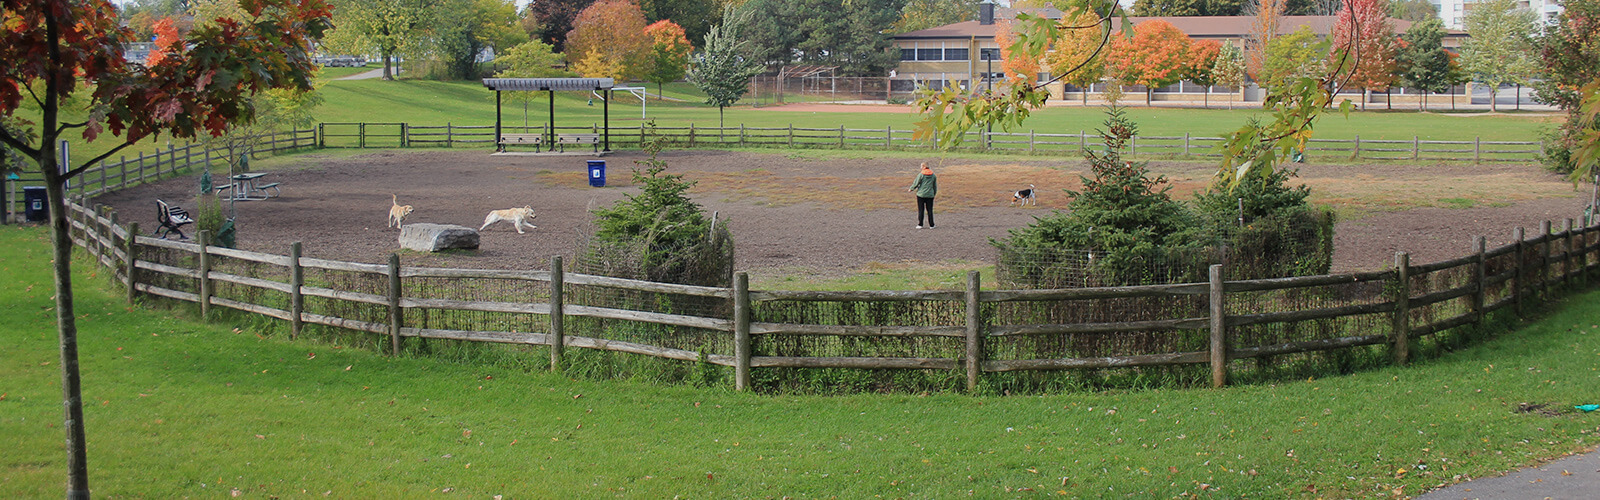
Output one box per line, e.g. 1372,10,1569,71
0,1,331,496
1045,8,1111,105
1108,19,1194,105
643,20,693,101
1331,0,1398,108
567,0,651,80
145,17,183,66
995,20,1042,92
1183,39,1222,108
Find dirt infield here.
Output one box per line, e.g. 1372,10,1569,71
92,148,1589,282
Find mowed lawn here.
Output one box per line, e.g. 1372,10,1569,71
4,225,1600,497
6,67,1559,176
314,77,1561,143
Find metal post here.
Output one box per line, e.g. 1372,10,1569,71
1392,252,1410,366
1472,236,1486,321
198,230,212,320
125,222,138,304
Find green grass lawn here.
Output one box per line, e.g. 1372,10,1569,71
4,224,1600,497
312,77,1562,143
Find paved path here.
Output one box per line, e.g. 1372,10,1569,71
335,68,398,80
1418,449,1598,500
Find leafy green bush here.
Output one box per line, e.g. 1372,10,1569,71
993,107,1203,286
583,128,733,286
1539,125,1577,175
993,106,1332,287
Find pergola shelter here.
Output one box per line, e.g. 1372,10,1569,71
482,77,614,154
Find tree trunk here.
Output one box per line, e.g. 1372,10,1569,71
44,171,91,499
382,50,394,81
1489,86,1498,112
1421,92,1427,112
1203,87,1209,109
1146,88,1153,106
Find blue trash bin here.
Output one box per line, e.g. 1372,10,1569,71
23,186,47,222
587,160,606,187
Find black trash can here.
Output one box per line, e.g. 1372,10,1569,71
587,160,606,187
23,186,47,223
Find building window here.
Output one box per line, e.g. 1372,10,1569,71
901,48,916,61
944,48,969,61
917,48,942,61
979,48,1001,61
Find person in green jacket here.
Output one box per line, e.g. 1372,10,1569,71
908,162,937,229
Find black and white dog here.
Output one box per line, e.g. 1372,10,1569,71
1011,184,1036,206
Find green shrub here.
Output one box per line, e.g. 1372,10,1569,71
582,126,733,286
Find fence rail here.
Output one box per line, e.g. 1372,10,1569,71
313,121,1542,164
59,191,1600,392
3,128,316,220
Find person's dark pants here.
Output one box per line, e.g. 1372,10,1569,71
917,196,934,227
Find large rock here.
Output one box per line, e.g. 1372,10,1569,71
399,223,480,252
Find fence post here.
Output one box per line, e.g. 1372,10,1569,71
317,123,324,148
549,256,565,372
1474,137,1481,163
1352,135,1360,160
360,122,367,149
290,242,304,339
1209,264,1227,388
1540,220,1553,295
1561,219,1574,288
106,211,118,270
886,126,892,148
964,270,981,392
119,158,127,190
387,253,402,356
1581,223,1591,289
734,271,751,391
690,123,697,148
740,123,746,147
1412,135,1419,160
1392,252,1410,366
1081,130,1087,149
126,222,139,304
787,124,793,147
838,125,844,148
1184,132,1191,156
401,123,409,148
1471,236,1486,321
446,122,453,148
198,230,212,320
1514,226,1526,316
1029,129,1036,154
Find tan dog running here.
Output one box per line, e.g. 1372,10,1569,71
480,206,537,233
388,194,414,229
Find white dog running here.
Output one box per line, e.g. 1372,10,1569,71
480,206,538,233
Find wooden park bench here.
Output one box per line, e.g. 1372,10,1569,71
556,133,600,153
497,133,543,152
156,198,194,240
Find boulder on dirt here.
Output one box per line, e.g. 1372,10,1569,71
399,223,480,252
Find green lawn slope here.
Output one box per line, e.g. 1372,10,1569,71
3,225,1598,497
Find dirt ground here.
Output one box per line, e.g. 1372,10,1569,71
92,148,1592,282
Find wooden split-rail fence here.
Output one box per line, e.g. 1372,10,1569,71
319,122,1543,164
62,193,1600,392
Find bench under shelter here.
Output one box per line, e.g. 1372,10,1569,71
482,77,615,155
